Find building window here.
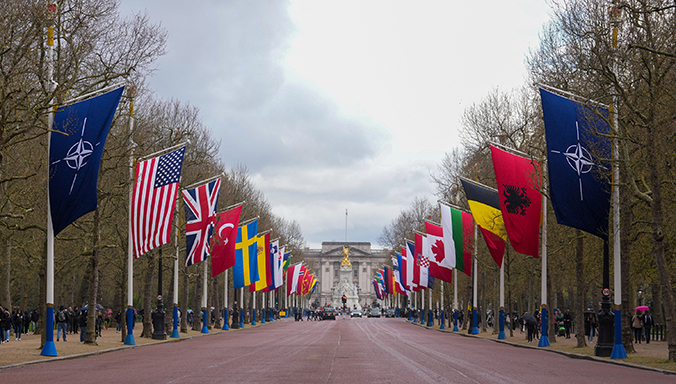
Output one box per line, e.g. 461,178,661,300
334,269,338,277
353,269,358,277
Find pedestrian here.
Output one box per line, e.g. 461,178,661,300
631,310,643,344
13,309,24,341
30,309,38,333
586,312,597,342
79,309,87,343
563,310,572,339
56,305,68,342
70,306,79,334
115,309,122,333
0,307,7,344
524,312,535,343
643,310,653,344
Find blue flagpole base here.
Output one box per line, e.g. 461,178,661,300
611,343,628,359
252,309,256,326
439,311,446,329
498,330,506,339
170,306,180,338
611,309,627,359
124,308,136,345
498,309,506,339
201,309,209,333
40,341,57,356
41,306,57,356
539,307,550,347
453,312,459,331
453,325,460,331
471,309,479,334
222,309,229,330
538,335,550,347
427,311,433,327
261,313,266,324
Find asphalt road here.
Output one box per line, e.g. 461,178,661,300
1,317,673,383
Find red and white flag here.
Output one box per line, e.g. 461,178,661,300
425,221,453,283
210,204,242,277
131,146,185,259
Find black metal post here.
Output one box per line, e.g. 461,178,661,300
595,239,613,356
152,247,167,340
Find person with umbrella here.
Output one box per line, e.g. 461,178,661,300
523,311,537,343
632,309,644,344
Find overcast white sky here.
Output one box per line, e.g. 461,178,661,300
118,0,551,249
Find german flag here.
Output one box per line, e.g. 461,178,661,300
460,178,507,267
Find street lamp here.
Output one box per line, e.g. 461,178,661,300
637,287,644,307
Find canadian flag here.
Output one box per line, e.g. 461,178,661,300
425,221,453,284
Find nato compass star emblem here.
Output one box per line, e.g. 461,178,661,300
51,117,97,195
550,121,597,201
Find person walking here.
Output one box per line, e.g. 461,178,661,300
586,312,597,342
0,307,7,344
78,309,87,343
14,309,24,341
643,310,653,344
56,305,68,342
631,310,644,344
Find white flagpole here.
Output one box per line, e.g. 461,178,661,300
440,281,445,329
41,5,57,357
170,204,180,338
539,167,550,346
252,290,257,325
610,7,626,359
201,261,208,333
498,260,506,339
123,84,137,346
471,222,479,334
222,269,229,330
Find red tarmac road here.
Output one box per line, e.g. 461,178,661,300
2,317,674,383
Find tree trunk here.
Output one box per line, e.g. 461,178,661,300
645,136,676,361
3,239,10,309
575,230,587,348
166,258,175,332
85,208,102,345
141,251,155,338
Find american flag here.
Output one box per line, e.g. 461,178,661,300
131,146,185,259
182,177,221,267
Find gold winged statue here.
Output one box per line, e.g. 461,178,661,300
341,245,352,268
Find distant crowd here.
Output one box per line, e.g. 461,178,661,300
0,306,38,343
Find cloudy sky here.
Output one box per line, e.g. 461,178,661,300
118,1,550,249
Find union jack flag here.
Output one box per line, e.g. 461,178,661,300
182,177,221,267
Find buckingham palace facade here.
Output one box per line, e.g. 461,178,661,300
302,242,390,308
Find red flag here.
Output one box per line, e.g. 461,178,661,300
210,204,242,277
490,145,542,258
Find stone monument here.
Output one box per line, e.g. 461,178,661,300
331,246,361,309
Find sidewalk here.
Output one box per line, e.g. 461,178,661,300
413,319,676,373
0,320,267,368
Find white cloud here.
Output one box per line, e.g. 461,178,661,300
118,0,550,248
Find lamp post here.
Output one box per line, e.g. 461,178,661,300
637,287,644,307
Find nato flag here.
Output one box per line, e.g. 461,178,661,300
540,88,611,239
49,87,124,235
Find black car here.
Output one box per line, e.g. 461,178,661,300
323,308,336,320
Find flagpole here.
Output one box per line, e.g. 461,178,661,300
471,222,479,334
610,5,627,359
453,268,459,331
252,290,256,325
170,203,180,338
440,282,445,329
539,163,550,347
124,84,136,346
222,269,229,330
239,288,244,328
201,260,209,333
41,3,58,357
428,285,433,326
498,260,506,339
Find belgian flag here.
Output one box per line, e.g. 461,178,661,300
460,178,507,267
